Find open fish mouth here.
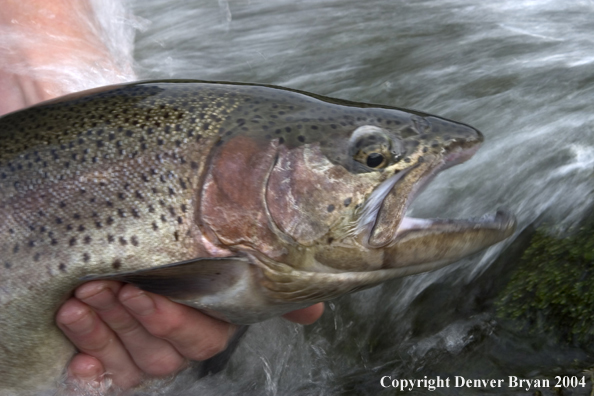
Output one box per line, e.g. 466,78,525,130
358,141,516,250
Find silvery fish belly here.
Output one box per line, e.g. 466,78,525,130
0,81,515,394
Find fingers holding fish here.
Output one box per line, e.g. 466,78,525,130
65,280,323,390
75,281,188,378
55,298,144,389
118,283,235,362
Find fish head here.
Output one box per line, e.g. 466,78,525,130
263,108,514,275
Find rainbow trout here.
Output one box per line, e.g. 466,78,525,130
0,81,515,394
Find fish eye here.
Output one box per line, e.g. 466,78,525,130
349,125,397,170
366,152,386,168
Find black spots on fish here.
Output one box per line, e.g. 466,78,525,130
168,187,176,196
327,237,334,244
152,221,158,231
119,237,127,246
180,204,188,213
327,204,335,213
148,204,156,213
59,201,67,208
13,244,19,254
190,161,199,170
404,157,411,163
161,214,167,223
177,216,183,225
417,156,425,163
285,127,292,133
83,253,90,263
59,263,67,272
131,208,141,218
117,209,126,218
95,221,103,229
431,140,440,148
343,197,352,207
130,236,139,247
66,224,73,231
4,262,12,269
297,136,305,143
106,216,115,225
112,259,122,270
107,234,115,244
69,237,77,247
173,231,179,242
422,147,429,153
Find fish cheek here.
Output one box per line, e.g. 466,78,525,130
200,135,286,258
265,144,374,246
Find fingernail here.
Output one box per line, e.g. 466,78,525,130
59,307,95,334
75,282,107,300
121,291,155,316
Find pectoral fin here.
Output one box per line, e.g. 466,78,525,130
82,256,250,300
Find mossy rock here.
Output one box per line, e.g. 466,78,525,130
496,224,594,346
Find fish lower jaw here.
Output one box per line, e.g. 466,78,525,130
378,209,516,271
394,209,516,241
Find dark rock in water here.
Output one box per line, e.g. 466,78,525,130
497,221,594,349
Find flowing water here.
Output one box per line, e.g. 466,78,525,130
129,1,594,395
10,0,594,394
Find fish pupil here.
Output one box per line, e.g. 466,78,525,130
366,152,384,168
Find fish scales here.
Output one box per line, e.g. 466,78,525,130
0,83,242,391
0,81,515,394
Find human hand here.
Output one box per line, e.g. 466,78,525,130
56,281,324,390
